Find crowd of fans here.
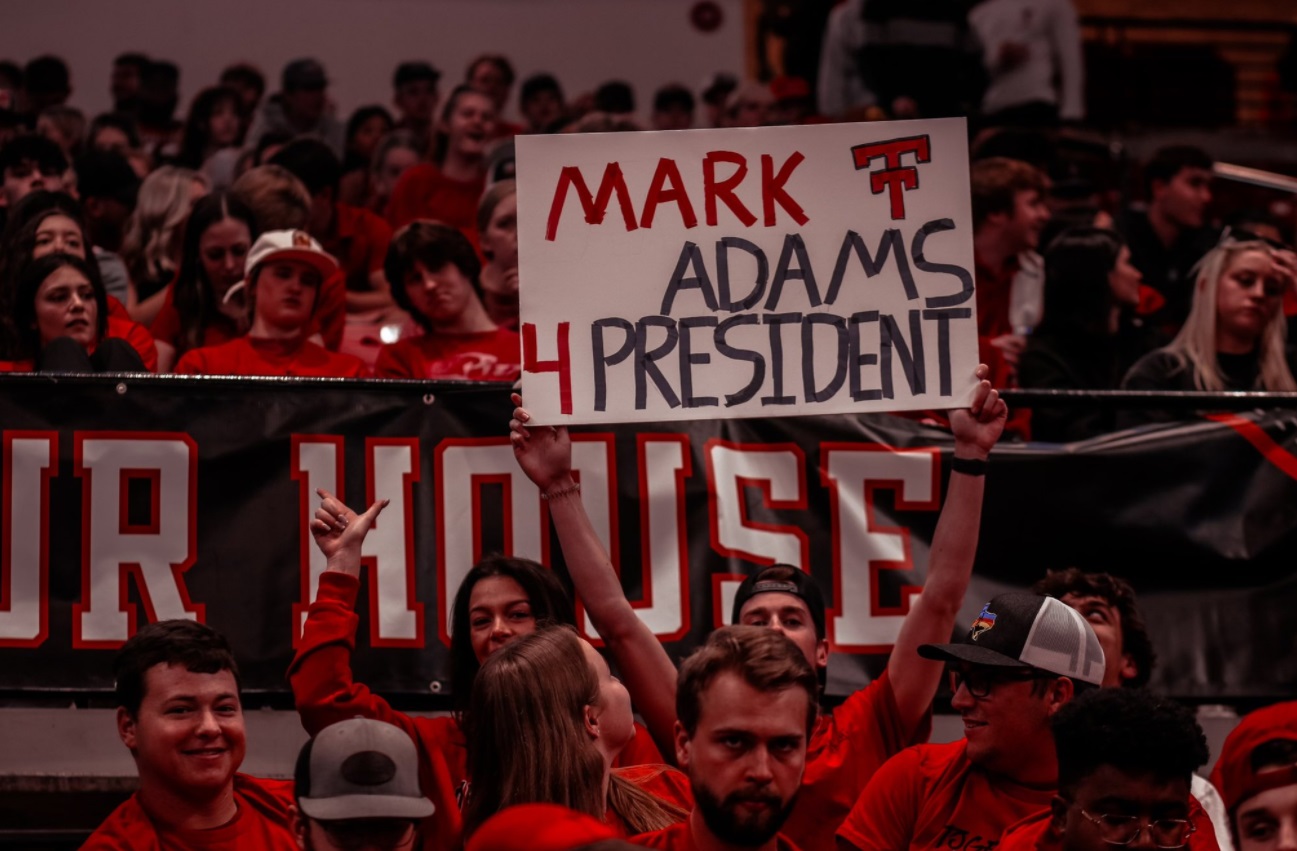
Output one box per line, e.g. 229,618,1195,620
73,383,1297,851
2,9,1296,850
0,40,1293,439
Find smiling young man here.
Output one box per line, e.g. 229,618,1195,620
970,156,1051,379
83,619,297,850
836,592,1105,851
999,688,1216,851
372,221,520,381
633,626,818,851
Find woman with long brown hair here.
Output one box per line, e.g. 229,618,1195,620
5,252,145,372
148,190,257,371
293,490,671,850
463,625,689,839
0,192,156,369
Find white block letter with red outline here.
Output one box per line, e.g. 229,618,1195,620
706,440,808,626
0,433,57,645
73,433,199,647
820,443,939,651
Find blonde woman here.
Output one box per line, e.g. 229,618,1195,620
1121,232,1297,422
121,166,208,324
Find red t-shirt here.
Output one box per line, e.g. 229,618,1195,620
974,254,1019,346
106,295,158,371
81,774,296,850
324,202,393,294
173,336,368,378
310,270,347,352
837,740,1056,851
973,254,1019,382
997,796,1221,851
782,670,930,851
632,818,804,851
386,163,484,243
373,328,521,381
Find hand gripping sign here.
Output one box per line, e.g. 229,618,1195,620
516,118,979,425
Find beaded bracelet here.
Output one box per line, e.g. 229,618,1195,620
540,482,582,500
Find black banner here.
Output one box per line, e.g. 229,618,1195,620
0,375,1293,701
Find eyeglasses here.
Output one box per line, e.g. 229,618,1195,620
948,668,1053,699
1079,810,1196,848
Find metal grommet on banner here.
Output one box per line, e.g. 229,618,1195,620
428,680,443,693
422,393,435,405
115,383,127,395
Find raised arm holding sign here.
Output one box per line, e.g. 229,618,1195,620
515,119,982,426
510,366,1007,850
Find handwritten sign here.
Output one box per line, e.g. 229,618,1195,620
516,118,979,425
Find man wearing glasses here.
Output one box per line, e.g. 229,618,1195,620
835,592,1105,850
1001,688,1215,851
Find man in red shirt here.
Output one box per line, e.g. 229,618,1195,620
510,369,1009,850
269,138,396,315
836,592,1105,851
83,620,297,850
633,626,816,851
291,718,436,851
374,221,519,380
998,688,1216,851
971,157,1051,380
175,229,367,377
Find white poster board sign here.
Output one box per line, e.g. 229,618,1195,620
516,118,979,425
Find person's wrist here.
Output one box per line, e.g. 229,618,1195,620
541,474,578,498
952,444,991,463
325,553,361,576
951,454,990,476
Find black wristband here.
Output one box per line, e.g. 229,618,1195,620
951,455,989,476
